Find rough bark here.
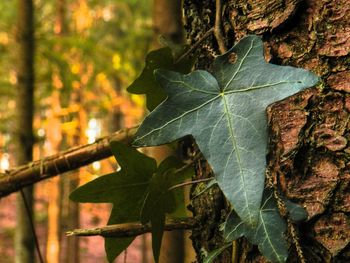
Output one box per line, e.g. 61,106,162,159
184,0,350,262
14,0,36,262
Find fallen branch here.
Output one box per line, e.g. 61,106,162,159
0,127,137,198
66,218,195,238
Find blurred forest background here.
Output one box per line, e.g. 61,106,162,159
0,0,192,262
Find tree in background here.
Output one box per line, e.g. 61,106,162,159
13,0,36,262
0,0,152,262
151,1,193,262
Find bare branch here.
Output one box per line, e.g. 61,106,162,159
66,218,194,238
174,27,214,64
0,126,137,198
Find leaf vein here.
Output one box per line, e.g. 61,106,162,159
222,94,253,224
134,95,221,143
223,38,254,91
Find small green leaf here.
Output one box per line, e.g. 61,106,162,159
224,189,289,263
70,142,156,262
223,210,253,242
127,47,195,111
141,170,175,262
203,243,231,263
284,199,308,223
255,190,289,263
141,156,193,262
70,143,193,263
133,35,319,227
105,208,135,262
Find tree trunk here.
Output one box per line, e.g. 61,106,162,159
152,1,188,262
61,81,86,263
183,0,350,262
14,0,36,263
152,0,185,46
45,1,67,262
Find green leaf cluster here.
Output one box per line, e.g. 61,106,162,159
133,35,318,262
71,35,317,263
70,142,192,262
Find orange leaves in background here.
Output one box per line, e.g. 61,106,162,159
73,0,93,33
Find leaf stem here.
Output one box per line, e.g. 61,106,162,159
173,152,202,175
214,0,227,54
175,27,214,64
20,189,45,263
168,177,214,191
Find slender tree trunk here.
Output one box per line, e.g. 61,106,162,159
45,96,62,263
152,0,185,46
151,1,188,263
45,2,67,262
184,0,350,262
55,1,83,262
62,85,85,263
14,0,36,263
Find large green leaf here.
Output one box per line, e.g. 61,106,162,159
224,189,289,263
70,142,192,263
133,35,319,226
127,47,194,111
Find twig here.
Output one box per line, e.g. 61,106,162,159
0,126,137,198
20,189,45,263
168,177,215,191
175,28,214,64
66,218,195,238
172,152,202,175
288,219,306,263
214,0,227,54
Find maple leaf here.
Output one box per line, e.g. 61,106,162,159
133,35,319,227
140,156,192,262
70,142,155,262
70,142,192,262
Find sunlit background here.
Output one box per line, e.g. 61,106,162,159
0,0,172,262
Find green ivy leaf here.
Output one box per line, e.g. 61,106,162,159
224,189,289,263
141,157,192,262
133,35,319,226
70,142,156,262
127,47,195,111
284,199,308,223
70,142,192,263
